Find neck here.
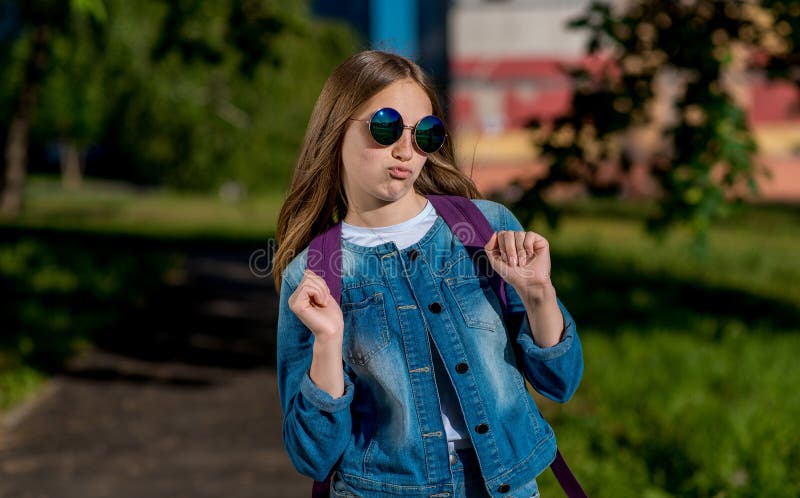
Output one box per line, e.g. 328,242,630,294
344,192,427,228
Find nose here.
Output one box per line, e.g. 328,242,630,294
391,128,414,161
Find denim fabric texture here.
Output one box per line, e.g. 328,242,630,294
331,445,539,498
277,200,584,497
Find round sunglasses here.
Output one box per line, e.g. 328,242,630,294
349,107,447,154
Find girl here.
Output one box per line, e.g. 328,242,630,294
274,50,583,498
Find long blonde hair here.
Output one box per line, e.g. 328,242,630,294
273,50,482,290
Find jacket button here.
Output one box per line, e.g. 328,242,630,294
428,302,442,313
475,423,489,434
455,362,469,374
498,483,511,493
408,249,419,261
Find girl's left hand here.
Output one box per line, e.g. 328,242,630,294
484,230,552,300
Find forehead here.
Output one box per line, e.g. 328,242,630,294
357,79,433,120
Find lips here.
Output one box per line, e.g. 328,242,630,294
388,166,412,179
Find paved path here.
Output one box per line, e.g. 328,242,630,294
0,246,312,498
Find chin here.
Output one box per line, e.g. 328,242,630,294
377,185,414,203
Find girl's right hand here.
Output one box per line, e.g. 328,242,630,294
287,269,344,343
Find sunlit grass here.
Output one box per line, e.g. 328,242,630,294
1,175,284,241
537,212,800,308
0,361,46,412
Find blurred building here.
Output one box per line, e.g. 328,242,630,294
450,0,593,132
747,79,800,202
313,0,800,200
448,0,613,194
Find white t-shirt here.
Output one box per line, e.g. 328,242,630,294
341,201,470,444
341,199,438,249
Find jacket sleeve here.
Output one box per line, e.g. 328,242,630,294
277,270,355,481
506,286,583,402
496,202,584,403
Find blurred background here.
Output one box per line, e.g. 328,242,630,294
1,0,799,497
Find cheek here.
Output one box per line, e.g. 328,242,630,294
341,130,370,170
410,155,428,178
343,148,380,177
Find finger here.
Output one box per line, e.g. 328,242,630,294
300,271,330,304
534,235,549,253
484,232,498,253
490,231,504,261
522,232,538,262
303,268,325,284
304,283,329,308
484,232,507,270
289,280,324,312
526,231,549,251
303,269,332,294
500,230,517,265
485,239,510,275
531,232,549,255
514,232,527,265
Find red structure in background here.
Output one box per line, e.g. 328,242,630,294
450,56,800,202
451,57,572,128
749,81,800,124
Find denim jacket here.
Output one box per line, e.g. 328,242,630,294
277,200,583,498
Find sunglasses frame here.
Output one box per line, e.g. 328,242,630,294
348,107,447,154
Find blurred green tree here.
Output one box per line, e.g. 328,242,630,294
100,0,358,194
33,3,109,190
760,0,800,84
0,0,106,215
519,0,798,245
0,0,358,214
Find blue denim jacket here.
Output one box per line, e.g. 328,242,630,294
277,200,583,498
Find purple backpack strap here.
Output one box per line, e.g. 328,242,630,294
311,479,330,498
306,222,341,498
307,222,342,304
426,194,507,310
552,450,589,498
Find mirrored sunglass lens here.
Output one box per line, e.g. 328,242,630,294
370,108,403,146
415,115,446,153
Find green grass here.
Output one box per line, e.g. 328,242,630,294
0,363,46,412
0,175,284,241
0,235,180,416
527,211,800,498
546,215,800,308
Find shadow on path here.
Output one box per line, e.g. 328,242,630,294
0,241,311,498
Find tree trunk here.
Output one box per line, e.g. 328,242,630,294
61,140,83,191
1,25,51,217
2,96,34,216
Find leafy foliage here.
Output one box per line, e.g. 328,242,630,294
0,235,177,370
2,0,359,196
32,4,107,150
759,0,800,83
519,0,797,245
97,0,359,192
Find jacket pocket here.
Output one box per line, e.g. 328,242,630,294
342,292,391,366
443,276,503,332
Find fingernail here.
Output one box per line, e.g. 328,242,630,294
510,256,517,266
519,255,526,265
